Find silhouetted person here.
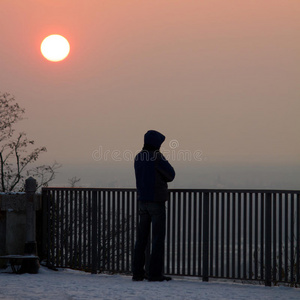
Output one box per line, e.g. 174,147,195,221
132,130,175,281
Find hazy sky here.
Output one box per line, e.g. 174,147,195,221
1,1,299,187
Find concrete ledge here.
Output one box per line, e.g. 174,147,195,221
0,255,39,274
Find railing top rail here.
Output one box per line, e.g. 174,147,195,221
169,189,300,194
41,187,136,192
41,187,300,194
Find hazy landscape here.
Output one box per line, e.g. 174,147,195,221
51,161,300,190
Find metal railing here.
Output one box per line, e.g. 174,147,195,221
42,188,300,286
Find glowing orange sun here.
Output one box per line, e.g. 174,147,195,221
41,34,70,62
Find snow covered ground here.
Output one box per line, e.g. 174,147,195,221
0,266,299,300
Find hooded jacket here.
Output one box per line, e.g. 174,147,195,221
134,130,175,202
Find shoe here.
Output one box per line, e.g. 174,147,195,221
148,275,172,282
132,274,145,281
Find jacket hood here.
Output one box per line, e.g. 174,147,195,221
144,130,165,149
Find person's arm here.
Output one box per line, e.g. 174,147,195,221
156,153,175,182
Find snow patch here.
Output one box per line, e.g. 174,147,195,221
0,267,299,300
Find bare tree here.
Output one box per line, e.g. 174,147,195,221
0,92,60,192
28,161,62,191
0,92,24,143
68,176,81,187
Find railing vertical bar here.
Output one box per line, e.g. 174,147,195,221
198,192,203,277
110,191,115,271
130,191,134,272
130,191,135,273
51,190,55,268
254,193,258,280
237,192,242,279
65,190,69,268
91,190,97,274
46,190,51,268
126,191,130,272
297,193,300,284
215,192,219,278
83,190,86,269
171,191,176,275
102,191,106,270
118,190,121,273
54,190,57,266
74,190,78,269
83,190,87,270
220,192,225,278
56,190,61,267
55,190,60,267
187,192,192,275
113,191,117,272
79,190,82,269
124,191,128,272
116,191,120,272
182,192,187,275
107,191,111,271
125,191,129,271
210,192,214,277
285,193,288,282
166,191,171,275
57,190,61,267
117,191,121,272
202,191,209,281
131,190,135,273
86,191,92,271
186,192,190,275
95,190,98,272
177,192,181,274
114,191,118,272
272,193,277,282
265,193,272,286
41,190,47,264
51,191,56,267
226,193,230,278
77,190,80,269
60,190,65,267
249,193,253,280
121,191,125,272
260,193,264,280
88,190,92,269
69,191,73,268
278,193,283,282
290,193,294,284
78,190,82,269
193,192,197,276
232,193,236,279
97,191,102,271
96,190,99,271
243,193,247,279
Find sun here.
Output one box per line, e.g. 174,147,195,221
41,35,70,62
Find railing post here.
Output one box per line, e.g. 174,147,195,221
41,189,48,264
265,193,272,286
91,191,98,274
203,192,209,281
22,177,40,273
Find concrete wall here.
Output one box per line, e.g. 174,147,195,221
0,211,6,257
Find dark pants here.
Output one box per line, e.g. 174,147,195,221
132,201,166,278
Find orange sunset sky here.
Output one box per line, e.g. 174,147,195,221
0,0,299,188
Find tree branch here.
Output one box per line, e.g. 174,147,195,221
0,152,6,192
0,93,59,192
